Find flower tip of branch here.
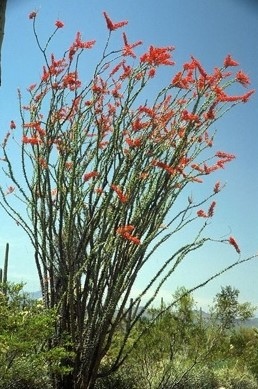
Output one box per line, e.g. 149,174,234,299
29,11,37,19
10,120,16,129
224,54,239,68
103,11,128,31
228,236,241,254
55,20,65,29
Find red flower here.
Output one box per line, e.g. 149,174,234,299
215,151,235,160
83,171,99,181
140,45,175,67
103,12,128,31
197,210,208,218
148,68,156,78
213,181,221,193
10,120,16,129
122,32,142,58
236,70,250,87
75,32,95,49
5,186,15,195
62,72,81,90
181,109,200,122
111,184,128,203
216,89,255,103
203,103,217,121
29,11,37,19
228,236,240,254
191,56,207,78
152,160,175,175
208,201,216,217
27,83,37,91
68,33,96,60
94,188,104,195
55,20,64,28
124,233,141,245
65,162,73,170
116,225,141,245
117,225,135,234
241,90,255,103
125,137,142,147
224,54,239,68
171,71,190,89
22,136,41,145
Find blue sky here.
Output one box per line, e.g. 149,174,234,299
0,0,257,311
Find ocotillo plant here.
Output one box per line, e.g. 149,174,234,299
0,0,7,85
0,10,256,389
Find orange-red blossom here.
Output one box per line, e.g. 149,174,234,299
228,236,241,254
111,184,128,203
116,225,141,245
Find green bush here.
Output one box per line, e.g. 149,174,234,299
162,365,258,389
95,366,138,389
160,365,216,389
215,366,258,389
0,355,53,389
0,283,72,388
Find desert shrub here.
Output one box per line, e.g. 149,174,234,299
95,365,138,389
156,365,216,389
0,355,53,389
214,366,258,389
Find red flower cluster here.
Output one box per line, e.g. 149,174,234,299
62,71,81,90
122,33,142,58
103,12,128,31
22,136,41,145
140,45,175,67
214,85,255,103
191,56,207,78
215,151,235,168
116,225,141,245
224,54,239,68
236,70,250,87
172,71,193,89
111,184,128,203
181,109,200,123
69,32,96,60
125,137,142,148
152,160,175,175
41,54,67,82
83,171,99,182
197,201,216,218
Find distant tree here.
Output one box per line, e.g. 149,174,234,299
213,285,255,329
0,9,256,389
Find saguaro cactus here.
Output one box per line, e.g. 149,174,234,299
0,242,9,295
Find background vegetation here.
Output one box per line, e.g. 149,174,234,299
1,277,258,389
